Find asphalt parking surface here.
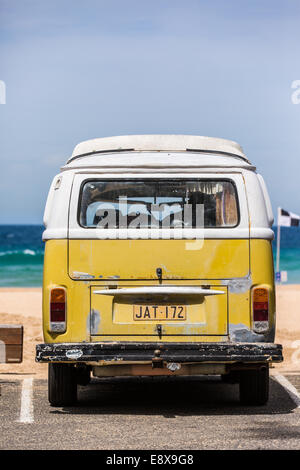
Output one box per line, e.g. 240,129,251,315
1,373,300,450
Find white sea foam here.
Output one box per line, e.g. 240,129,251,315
0,249,40,256
23,249,36,256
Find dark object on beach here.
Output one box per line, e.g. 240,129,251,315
0,324,23,363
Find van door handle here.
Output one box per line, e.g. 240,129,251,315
93,286,225,296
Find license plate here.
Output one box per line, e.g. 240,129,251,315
133,305,186,321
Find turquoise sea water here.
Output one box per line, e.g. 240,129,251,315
0,225,300,286
0,225,44,287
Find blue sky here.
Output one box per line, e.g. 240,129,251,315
0,0,300,224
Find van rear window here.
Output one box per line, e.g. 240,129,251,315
79,180,239,228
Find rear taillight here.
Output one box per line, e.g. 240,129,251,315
252,287,269,333
50,288,66,333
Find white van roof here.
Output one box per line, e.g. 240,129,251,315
68,135,250,164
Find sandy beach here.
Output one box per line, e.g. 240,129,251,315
0,285,299,378
0,288,47,378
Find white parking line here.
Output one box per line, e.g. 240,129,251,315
274,374,300,408
18,377,34,423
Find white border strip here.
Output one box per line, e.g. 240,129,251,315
0,340,6,363
274,374,300,408
18,378,34,423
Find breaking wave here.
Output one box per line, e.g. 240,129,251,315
0,248,44,264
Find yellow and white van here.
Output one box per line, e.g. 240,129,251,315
36,135,283,406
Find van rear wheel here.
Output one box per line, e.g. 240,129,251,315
48,363,77,406
239,366,269,406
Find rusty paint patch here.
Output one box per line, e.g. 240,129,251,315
222,274,252,293
72,271,95,280
66,349,83,359
87,309,101,335
229,323,265,342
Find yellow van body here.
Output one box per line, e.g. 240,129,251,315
36,135,283,406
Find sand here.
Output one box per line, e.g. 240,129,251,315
274,285,300,372
0,285,299,378
0,288,47,378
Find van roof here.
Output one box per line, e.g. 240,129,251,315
68,135,250,164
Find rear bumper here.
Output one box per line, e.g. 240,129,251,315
36,341,283,364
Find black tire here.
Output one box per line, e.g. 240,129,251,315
48,363,77,406
239,366,269,406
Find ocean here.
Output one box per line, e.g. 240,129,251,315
0,225,44,287
0,225,300,286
